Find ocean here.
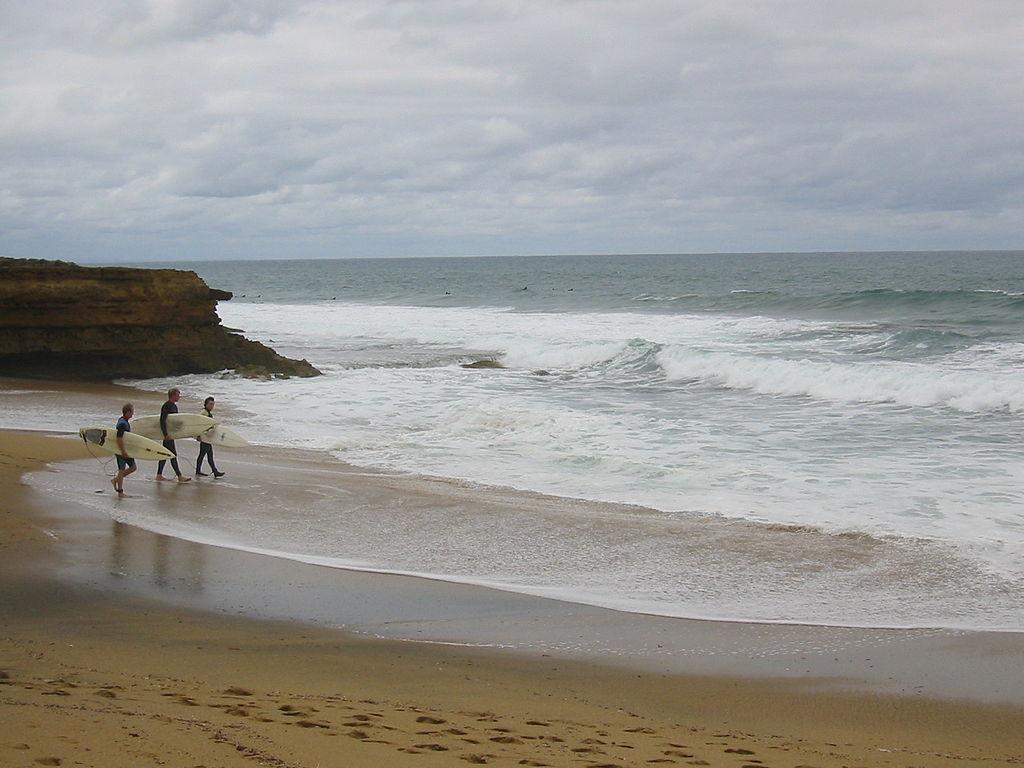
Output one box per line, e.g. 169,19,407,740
25,252,1024,630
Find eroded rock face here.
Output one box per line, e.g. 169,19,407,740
0,257,320,380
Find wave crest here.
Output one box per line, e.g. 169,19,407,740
657,348,1024,413
647,288,1024,323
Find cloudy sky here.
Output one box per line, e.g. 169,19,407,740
2,1,1022,262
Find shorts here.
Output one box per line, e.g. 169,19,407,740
116,455,137,471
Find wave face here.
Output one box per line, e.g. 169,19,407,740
104,251,1024,630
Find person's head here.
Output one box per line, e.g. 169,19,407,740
168,387,180,402
122,402,134,418
204,397,215,411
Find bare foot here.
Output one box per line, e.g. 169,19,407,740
156,475,168,481
177,476,191,483
116,488,125,496
110,477,118,490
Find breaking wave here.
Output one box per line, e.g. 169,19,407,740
657,348,1024,413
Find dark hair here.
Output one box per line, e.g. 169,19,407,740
204,397,215,408
122,402,133,416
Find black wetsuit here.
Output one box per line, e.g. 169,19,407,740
156,399,183,477
195,407,221,476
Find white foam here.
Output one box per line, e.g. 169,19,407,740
105,299,1024,601
656,348,1024,413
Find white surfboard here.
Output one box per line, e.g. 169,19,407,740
199,425,249,448
79,427,174,461
131,413,216,441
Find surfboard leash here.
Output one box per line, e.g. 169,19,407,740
81,436,116,476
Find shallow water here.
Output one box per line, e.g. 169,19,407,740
8,251,1024,629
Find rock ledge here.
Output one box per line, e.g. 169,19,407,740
0,257,320,381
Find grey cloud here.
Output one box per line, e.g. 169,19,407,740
1,0,307,49
1,0,1023,261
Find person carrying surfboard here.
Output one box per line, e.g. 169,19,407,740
111,402,137,496
195,396,225,478
156,387,191,482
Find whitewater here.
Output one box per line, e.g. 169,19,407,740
19,252,1024,630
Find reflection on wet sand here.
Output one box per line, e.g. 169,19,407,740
111,521,206,592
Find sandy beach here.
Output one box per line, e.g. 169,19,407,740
2,382,1023,767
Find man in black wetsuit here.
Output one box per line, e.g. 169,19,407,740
156,387,191,482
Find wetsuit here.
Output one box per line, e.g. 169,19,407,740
115,415,135,471
195,407,222,476
156,399,184,477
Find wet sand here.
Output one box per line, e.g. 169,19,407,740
27,437,1024,704
2,382,1023,766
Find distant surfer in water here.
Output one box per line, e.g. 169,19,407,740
156,387,191,482
195,396,225,478
111,402,137,496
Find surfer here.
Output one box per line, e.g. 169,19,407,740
156,387,191,482
195,396,225,478
111,402,137,496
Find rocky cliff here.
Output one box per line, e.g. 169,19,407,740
0,257,320,381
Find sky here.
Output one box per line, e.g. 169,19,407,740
1,1,1023,262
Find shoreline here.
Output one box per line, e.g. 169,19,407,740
8,374,1020,635
28,434,1024,696
2,384,1024,765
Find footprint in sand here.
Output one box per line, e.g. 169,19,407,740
222,686,253,696
34,759,62,766
724,748,756,755
416,715,446,724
